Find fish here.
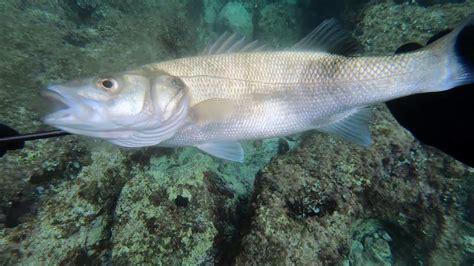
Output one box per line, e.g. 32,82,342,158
387,29,474,167
41,15,474,162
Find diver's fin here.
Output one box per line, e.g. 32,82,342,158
190,98,238,126
196,141,244,162
318,107,373,146
291,18,358,55
201,32,266,55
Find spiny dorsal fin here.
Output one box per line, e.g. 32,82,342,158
291,18,358,55
200,32,266,55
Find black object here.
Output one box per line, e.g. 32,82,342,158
386,29,474,167
455,24,474,72
0,124,24,157
0,124,69,157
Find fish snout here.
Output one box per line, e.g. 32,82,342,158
40,84,70,107
41,84,92,126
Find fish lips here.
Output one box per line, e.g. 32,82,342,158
40,85,91,127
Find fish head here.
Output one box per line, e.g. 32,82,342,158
41,70,189,146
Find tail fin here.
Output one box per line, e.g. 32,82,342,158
422,14,474,92
453,14,474,83
426,14,474,90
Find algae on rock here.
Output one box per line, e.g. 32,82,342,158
110,141,280,264
0,145,130,264
355,0,474,54
235,105,472,265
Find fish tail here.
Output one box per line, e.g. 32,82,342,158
425,14,474,91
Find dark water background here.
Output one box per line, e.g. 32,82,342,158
0,0,473,265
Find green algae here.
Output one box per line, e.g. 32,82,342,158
356,0,474,55
111,143,279,264
0,145,129,264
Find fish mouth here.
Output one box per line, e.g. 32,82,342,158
40,85,75,125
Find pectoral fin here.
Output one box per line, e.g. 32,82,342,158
191,98,238,126
318,107,373,146
196,141,244,162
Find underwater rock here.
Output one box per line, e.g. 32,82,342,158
348,219,393,266
110,153,221,265
110,141,280,264
0,145,130,264
235,106,472,265
257,2,303,47
0,140,280,264
62,0,99,21
218,2,253,37
394,0,466,7
355,1,474,55
203,0,226,26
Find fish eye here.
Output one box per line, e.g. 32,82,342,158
97,78,118,91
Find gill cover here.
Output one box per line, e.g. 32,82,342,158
107,73,190,147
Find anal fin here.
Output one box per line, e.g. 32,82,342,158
318,107,373,146
196,141,244,162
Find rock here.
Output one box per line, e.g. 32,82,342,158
218,2,253,37
411,0,465,7
110,154,220,265
464,235,474,254
109,142,280,264
355,1,474,55
257,3,303,47
349,220,393,266
0,145,130,264
62,0,99,20
203,0,225,26
235,106,471,265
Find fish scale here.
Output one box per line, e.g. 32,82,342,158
148,51,428,146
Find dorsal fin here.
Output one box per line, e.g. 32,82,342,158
291,18,358,55
200,32,266,55
201,19,357,55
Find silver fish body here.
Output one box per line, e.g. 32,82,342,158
42,16,474,162
152,51,440,145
